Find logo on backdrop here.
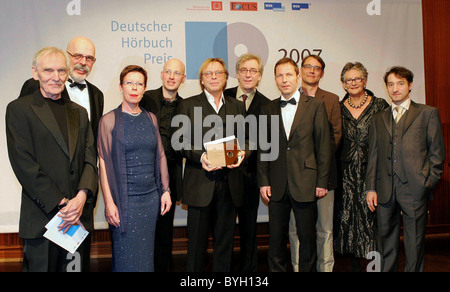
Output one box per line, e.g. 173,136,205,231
230,2,258,11
292,3,310,11
185,22,269,80
67,0,81,16
264,3,286,12
212,1,223,11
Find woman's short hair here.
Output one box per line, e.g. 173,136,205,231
340,62,368,83
120,65,148,87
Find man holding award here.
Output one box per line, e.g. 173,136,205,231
175,58,246,272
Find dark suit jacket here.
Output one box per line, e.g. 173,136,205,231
315,88,342,190
6,90,98,238
175,92,247,208
258,93,331,203
139,86,183,201
224,87,271,181
366,100,446,204
19,78,104,141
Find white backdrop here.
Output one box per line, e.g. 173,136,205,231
0,0,425,232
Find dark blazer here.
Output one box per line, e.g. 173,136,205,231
6,90,98,238
139,86,183,201
176,92,247,208
315,88,342,190
366,100,446,204
258,93,331,203
19,78,104,141
224,87,271,180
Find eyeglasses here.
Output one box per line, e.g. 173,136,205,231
67,52,96,64
202,71,225,78
239,68,259,75
123,81,145,88
344,77,365,85
164,70,184,77
302,64,323,71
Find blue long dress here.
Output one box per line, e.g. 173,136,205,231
110,112,160,272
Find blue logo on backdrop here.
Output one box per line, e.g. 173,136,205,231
292,3,310,11
185,22,269,80
264,3,285,12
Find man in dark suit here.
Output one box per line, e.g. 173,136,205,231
258,58,331,272
139,59,186,272
366,66,446,272
175,58,246,272
18,37,103,272
6,47,98,272
224,53,270,272
289,55,342,272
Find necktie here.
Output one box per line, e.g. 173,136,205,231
241,94,248,104
280,98,297,108
394,106,404,124
68,79,87,91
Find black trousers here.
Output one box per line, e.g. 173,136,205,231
236,180,260,272
377,175,429,272
268,186,317,272
186,177,236,272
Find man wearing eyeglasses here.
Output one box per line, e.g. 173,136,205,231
224,54,270,272
139,58,186,272
288,55,342,272
18,36,103,272
176,58,247,272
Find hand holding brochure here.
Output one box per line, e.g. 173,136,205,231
44,212,89,254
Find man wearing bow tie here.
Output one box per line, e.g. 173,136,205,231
18,37,104,272
258,58,331,272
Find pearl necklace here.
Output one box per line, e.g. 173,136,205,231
348,91,369,109
122,109,142,116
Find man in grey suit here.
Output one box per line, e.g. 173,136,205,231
6,47,98,272
366,66,446,272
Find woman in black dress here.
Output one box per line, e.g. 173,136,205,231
334,62,389,271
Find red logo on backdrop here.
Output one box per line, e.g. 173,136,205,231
231,2,258,11
212,1,223,11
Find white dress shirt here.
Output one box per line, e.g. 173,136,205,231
204,89,225,113
281,90,300,138
392,98,411,121
66,80,91,120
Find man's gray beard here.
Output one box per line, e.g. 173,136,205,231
70,64,90,83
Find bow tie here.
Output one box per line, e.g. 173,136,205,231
68,79,87,91
280,98,297,108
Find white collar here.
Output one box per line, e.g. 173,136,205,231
392,98,411,111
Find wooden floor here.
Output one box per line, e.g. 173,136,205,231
2,234,449,272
